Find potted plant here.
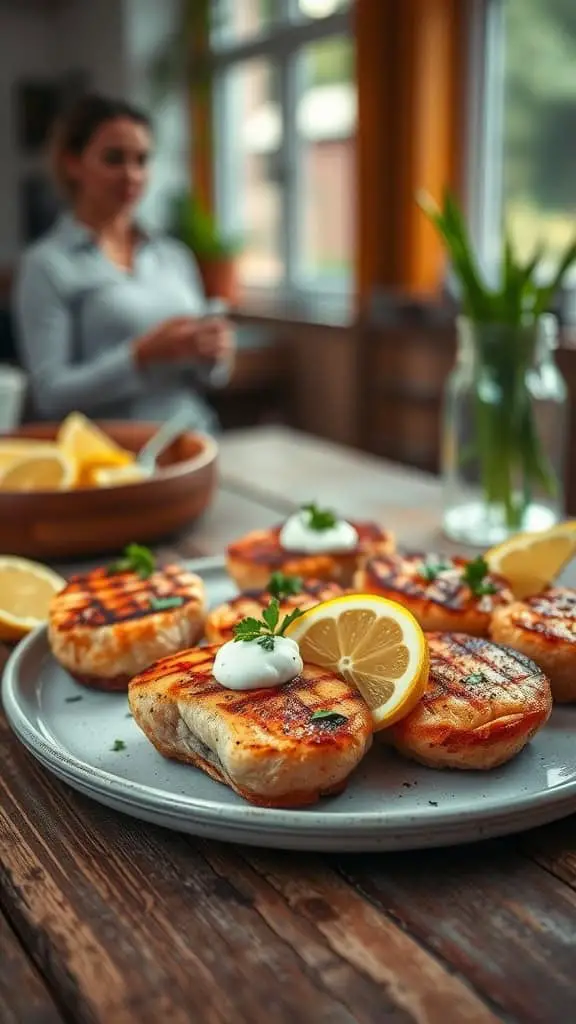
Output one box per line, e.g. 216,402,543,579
170,192,242,304
419,190,576,546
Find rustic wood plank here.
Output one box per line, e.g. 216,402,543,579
337,842,576,1024
516,817,576,892
0,912,64,1024
1,713,445,1024
202,844,500,1024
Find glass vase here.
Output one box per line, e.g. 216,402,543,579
442,314,568,547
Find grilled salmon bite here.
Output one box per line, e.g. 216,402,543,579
389,633,552,770
356,553,512,636
49,565,206,691
491,587,576,703
128,645,373,807
204,579,348,645
227,522,394,592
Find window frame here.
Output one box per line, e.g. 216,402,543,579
465,0,506,277
211,2,354,301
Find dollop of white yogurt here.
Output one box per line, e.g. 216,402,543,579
279,510,358,553
213,636,303,690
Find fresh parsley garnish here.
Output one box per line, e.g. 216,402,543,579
149,596,185,612
418,558,452,582
310,710,348,726
302,502,337,531
108,543,156,579
462,556,498,597
233,598,303,650
464,672,487,686
111,739,126,751
65,695,83,703
267,571,303,600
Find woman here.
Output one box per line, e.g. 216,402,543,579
14,94,234,431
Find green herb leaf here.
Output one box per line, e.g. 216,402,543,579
267,571,303,600
310,710,348,726
257,635,276,652
111,739,126,751
464,672,487,686
262,597,280,633
108,543,156,579
418,558,451,582
302,502,337,531
462,556,498,597
233,616,267,642
278,606,304,635
233,600,303,646
149,596,185,612
65,695,83,703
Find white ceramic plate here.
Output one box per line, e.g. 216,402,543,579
3,556,576,851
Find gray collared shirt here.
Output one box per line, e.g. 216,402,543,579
13,214,230,431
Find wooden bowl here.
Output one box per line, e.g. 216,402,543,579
0,421,218,559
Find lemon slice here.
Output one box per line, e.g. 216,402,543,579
57,412,134,485
485,521,576,599
0,451,77,491
0,439,60,471
0,556,65,641
91,464,149,487
286,594,429,730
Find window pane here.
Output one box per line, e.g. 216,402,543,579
214,0,283,44
503,0,576,257
297,0,349,18
221,59,284,286
296,35,355,283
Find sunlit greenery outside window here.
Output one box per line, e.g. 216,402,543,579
211,0,354,295
502,0,576,261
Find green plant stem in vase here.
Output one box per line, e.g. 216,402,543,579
419,190,573,546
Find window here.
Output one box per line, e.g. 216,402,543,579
475,0,576,271
212,0,355,296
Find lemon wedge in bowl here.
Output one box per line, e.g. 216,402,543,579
57,412,134,486
0,556,65,641
485,521,576,599
286,594,429,730
0,450,77,491
90,464,149,487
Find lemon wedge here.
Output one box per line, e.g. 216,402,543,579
0,451,77,491
57,412,134,486
91,464,149,487
485,521,576,599
0,439,60,471
286,594,429,730
0,556,65,641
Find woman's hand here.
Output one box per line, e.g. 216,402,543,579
132,316,235,369
195,317,235,367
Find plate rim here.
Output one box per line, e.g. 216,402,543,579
3,554,576,842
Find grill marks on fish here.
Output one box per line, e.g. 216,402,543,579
228,521,388,565
513,588,576,644
53,564,203,630
426,633,547,708
131,646,364,744
365,553,509,612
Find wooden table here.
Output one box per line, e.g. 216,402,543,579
1,426,575,1024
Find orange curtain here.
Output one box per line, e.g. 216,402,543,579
355,0,467,304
